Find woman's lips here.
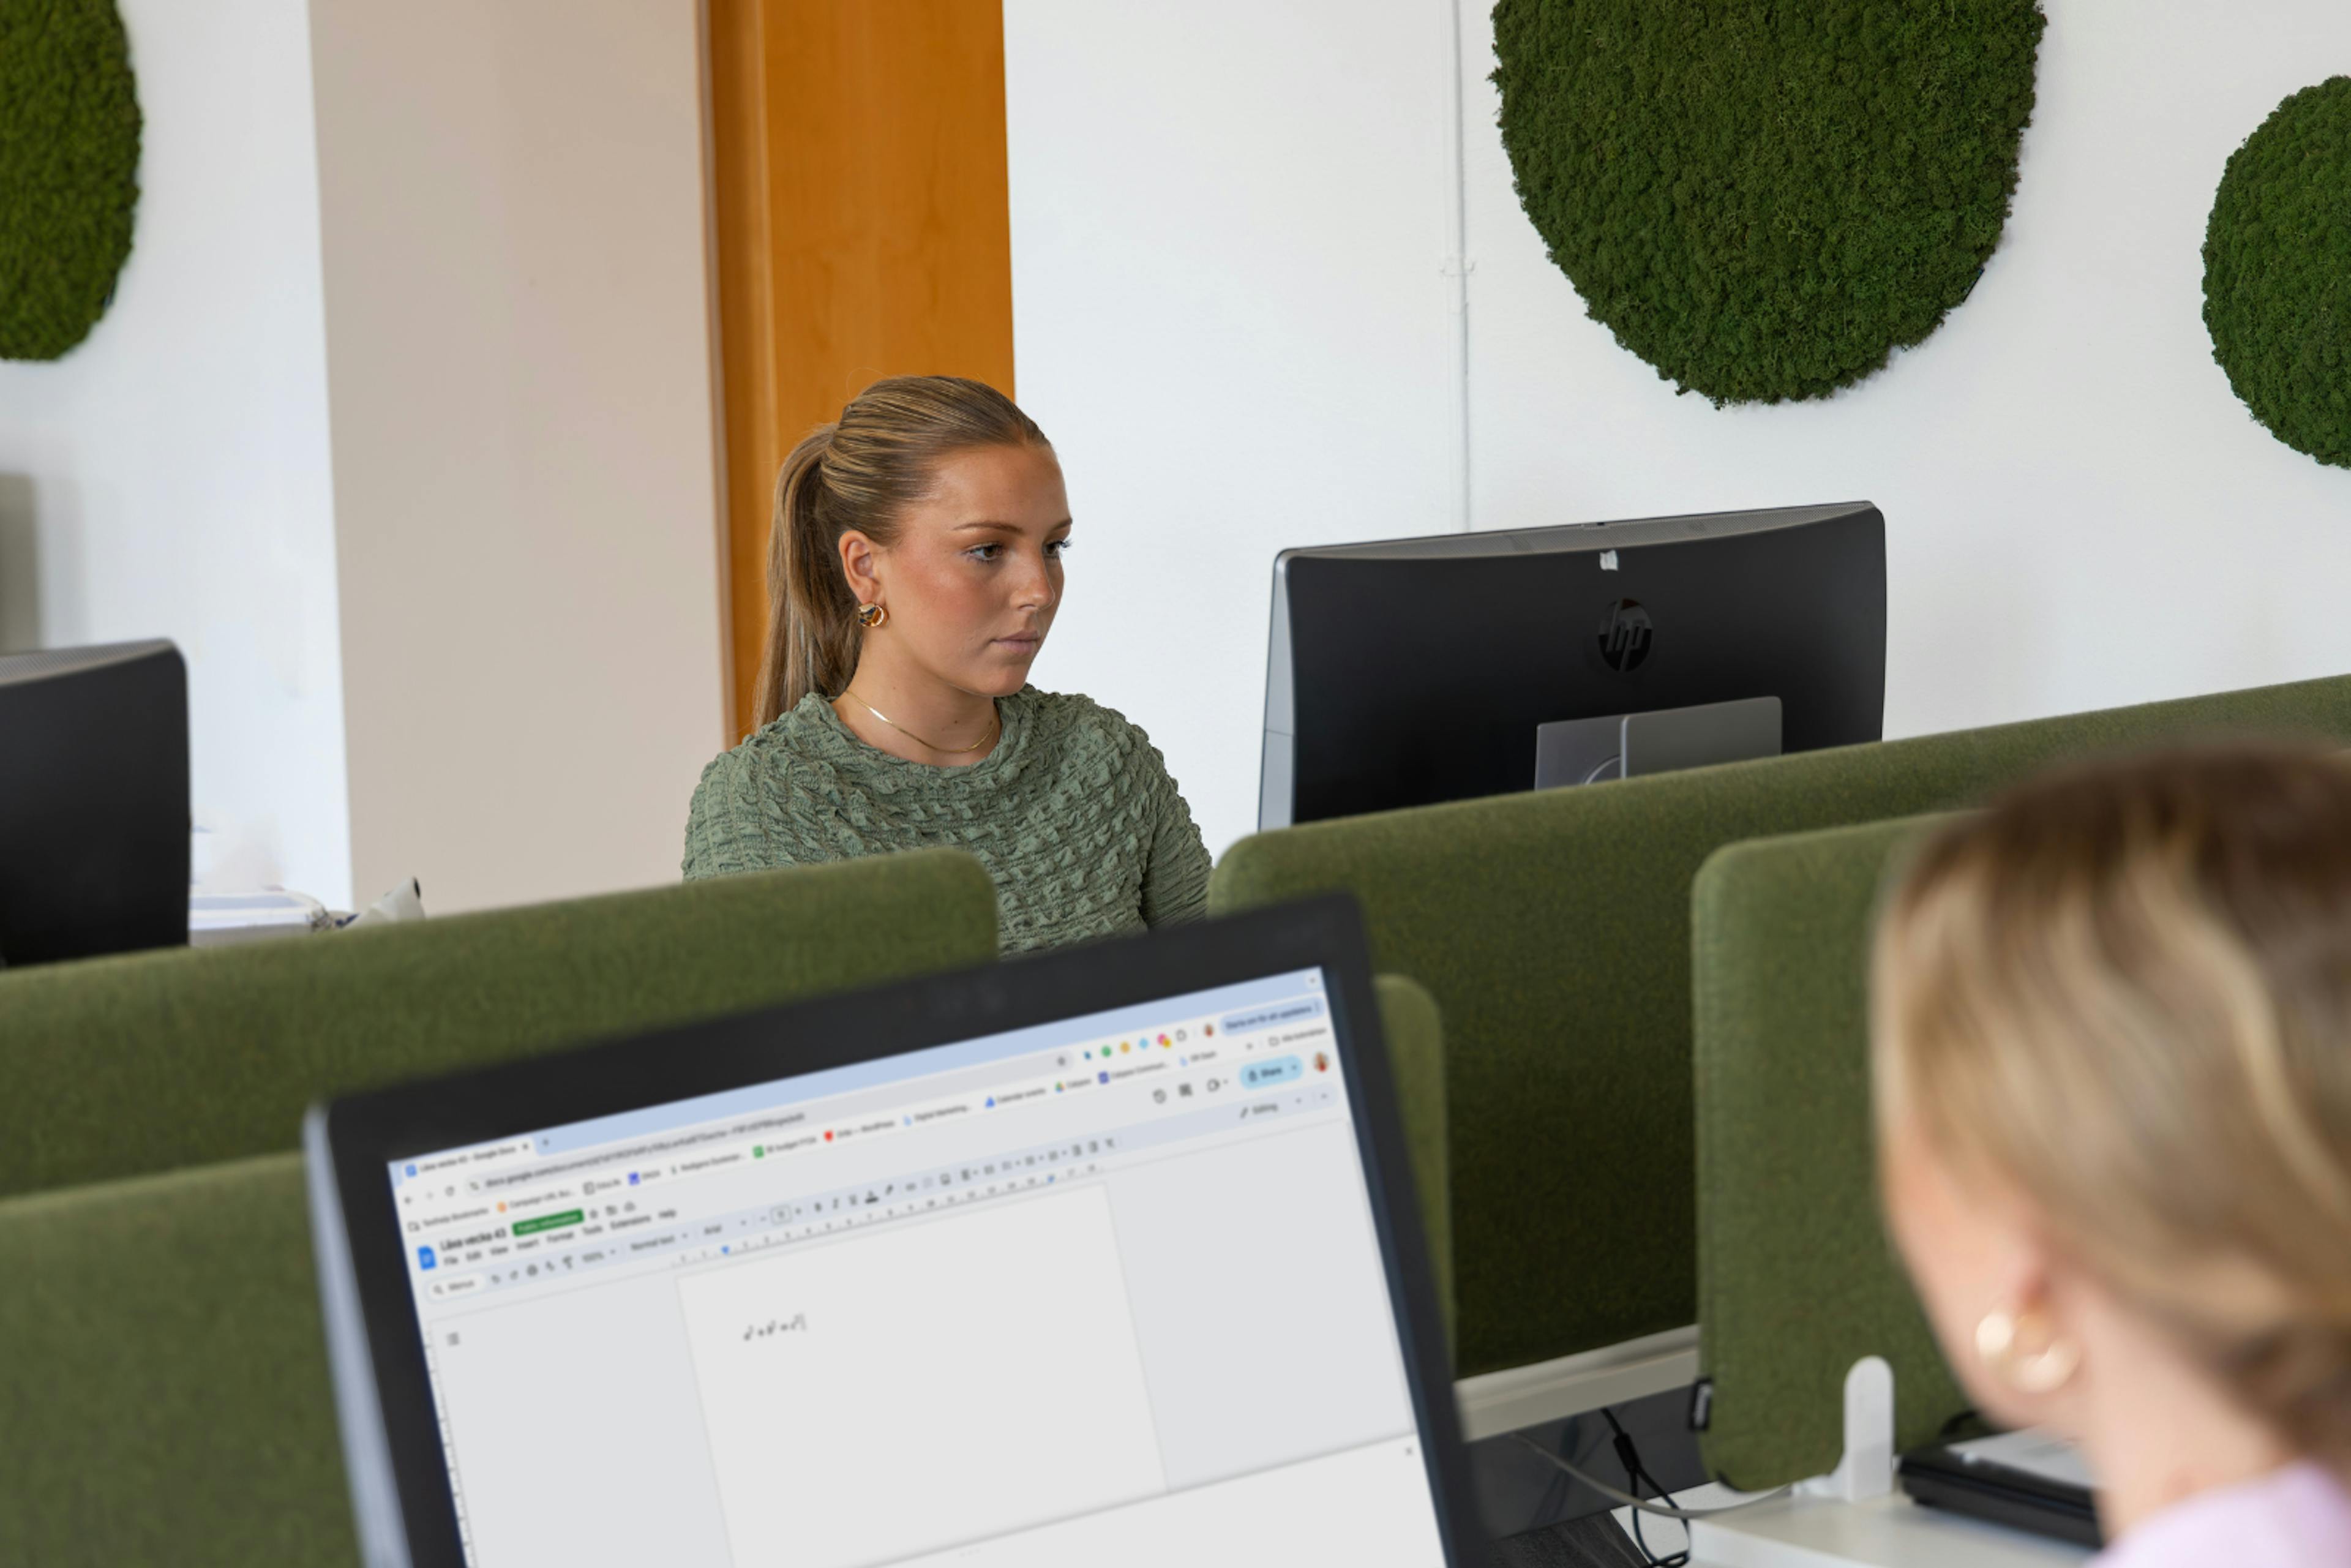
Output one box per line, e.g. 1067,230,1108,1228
994,633,1041,651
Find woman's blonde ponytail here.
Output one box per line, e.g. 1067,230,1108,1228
752,424,856,727
748,376,1047,730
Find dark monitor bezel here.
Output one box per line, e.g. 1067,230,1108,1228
309,895,1485,1567
0,639,189,966
1258,501,1886,830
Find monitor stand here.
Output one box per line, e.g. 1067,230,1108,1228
1533,696,1783,790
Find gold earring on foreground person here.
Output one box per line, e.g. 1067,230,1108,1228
1872,741,2351,1566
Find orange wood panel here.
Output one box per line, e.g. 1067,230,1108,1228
707,0,1016,740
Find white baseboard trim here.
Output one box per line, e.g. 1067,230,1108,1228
1452,1323,1701,1441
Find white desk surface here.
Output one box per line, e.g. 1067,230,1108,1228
1612,1488,2094,1568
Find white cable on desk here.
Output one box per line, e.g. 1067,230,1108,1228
1510,1432,1791,1520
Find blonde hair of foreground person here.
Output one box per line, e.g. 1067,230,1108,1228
1872,741,2351,1544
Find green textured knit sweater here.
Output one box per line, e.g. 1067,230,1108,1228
683,688,1210,953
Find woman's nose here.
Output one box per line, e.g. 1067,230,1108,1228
1011,552,1055,609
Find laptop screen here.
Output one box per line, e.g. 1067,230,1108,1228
385,964,1450,1568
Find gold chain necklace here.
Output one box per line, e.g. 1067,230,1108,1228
839,688,1000,756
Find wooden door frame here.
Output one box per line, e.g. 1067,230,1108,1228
703,1,1016,743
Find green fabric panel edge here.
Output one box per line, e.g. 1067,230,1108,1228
1210,673,2351,1376
1692,816,1967,1490
1374,972,1453,1354
0,1152,353,1567
0,848,999,1199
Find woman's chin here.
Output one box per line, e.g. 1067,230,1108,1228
964,655,1038,697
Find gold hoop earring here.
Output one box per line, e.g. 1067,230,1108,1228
856,602,888,630
1976,1308,2080,1396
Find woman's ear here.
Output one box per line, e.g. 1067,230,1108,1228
1965,1222,2088,1432
838,530,880,602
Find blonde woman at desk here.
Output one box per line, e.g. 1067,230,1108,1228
683,375,1209,952
1873,742,2351,1566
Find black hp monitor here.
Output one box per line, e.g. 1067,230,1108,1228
309,898,1482,1567
1258,503,1886,828
0,639,189,966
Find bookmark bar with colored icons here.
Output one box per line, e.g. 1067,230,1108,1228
411,1079,1338,1306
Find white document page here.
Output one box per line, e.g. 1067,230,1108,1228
677,1184,1167,1568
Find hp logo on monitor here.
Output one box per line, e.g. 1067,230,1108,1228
1597,598,1654,673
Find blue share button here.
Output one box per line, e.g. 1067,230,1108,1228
1240,1056,1303,1090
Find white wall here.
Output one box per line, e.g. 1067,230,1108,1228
1007,0,2351,860
0,0,351,907
1461,0,2351,743
309,0,727,914
1004,0,1464,861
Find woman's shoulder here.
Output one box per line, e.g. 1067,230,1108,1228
1013,687,1179,776
690,697,855,812
683,697,863,877
708,695,848,771
2098,1463,2351,1568
1013,686,1155,749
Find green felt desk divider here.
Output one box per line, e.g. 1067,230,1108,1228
1692,816,1960,1491
1376,973,1453,1348
0,1153,346,1568
0,977,1445,1567
0,849,1000,1201
1211,673,2351,1379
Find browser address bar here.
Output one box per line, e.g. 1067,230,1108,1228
482,1043,1081,1191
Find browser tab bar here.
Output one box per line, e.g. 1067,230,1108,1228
400,1138,534,1188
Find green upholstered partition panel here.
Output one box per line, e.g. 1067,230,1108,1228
0,1153,352,1568
0,977,1442,1566
1374,972,1452,1349
0,849,999,1201
1211,673,2351,1377
1692,816,1962,1490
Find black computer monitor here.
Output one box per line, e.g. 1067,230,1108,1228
0,639,189,966
309,898,1484,1565
1258,502,1885,829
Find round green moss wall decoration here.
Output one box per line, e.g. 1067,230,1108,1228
1491,0,2044,405
2203,78,2351,471
0,0,141,361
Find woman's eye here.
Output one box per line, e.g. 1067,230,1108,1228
967,544,1002,563
1046,538,1071,559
